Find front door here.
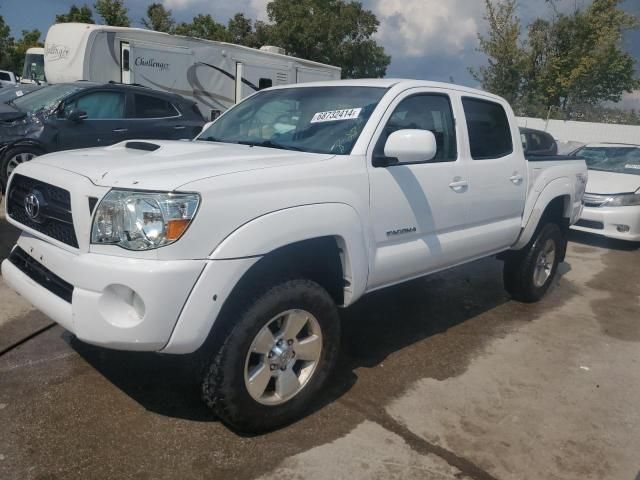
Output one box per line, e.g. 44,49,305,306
57,90,129,149
367,89,470,289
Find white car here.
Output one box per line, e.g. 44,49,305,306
571,143,640,242
2,79,587,431
0,70,18,87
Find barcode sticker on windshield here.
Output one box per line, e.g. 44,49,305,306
625,164,640,170
310,108,362,123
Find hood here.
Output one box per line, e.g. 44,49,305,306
586,169,640,194
0,102,27,122
31,140,333,191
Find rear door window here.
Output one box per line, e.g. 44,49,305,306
462,97,513,159
0,72,11,81
133,94,178,119
65,91,125,119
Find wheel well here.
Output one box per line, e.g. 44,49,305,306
539,195,570,261
197,237,346,355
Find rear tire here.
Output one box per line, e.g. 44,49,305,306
201,279,340,433
504,223,564,303
1,146,43,183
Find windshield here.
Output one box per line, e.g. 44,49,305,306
10,84,84,114
575,146,640,176
199,86,388,154
22,54,46,83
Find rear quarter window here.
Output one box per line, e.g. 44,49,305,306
133,94,179,119
462,97,513,159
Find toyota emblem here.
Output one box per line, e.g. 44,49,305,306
24,192,41,221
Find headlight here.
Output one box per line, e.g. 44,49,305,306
91,190,200,250
604,193,640,207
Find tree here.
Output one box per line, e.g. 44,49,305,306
141,3,174,33
227,13,258,47
55,4,95,24
264,0,390,78
174,14,230,42
474,0,640,117
470,0,525,105
0,15,13,71
94,0,130,27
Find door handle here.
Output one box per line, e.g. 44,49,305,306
173,125,186,130
448,179,468,192
113,128,128,133
510,174,524,185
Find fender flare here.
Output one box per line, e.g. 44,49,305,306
513,177,573,250
1,138,48,155
210,203,370,304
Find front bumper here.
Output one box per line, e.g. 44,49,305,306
571,205,640,242
2,233,206,351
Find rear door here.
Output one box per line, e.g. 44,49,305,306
461,96,526,253
127,92,191,140
56,89,129,149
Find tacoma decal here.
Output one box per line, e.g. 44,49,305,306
386,226,417,237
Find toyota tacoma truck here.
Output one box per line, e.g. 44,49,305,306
1,80,587,432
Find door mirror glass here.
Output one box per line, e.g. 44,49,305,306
384,129,437,164
67,109,88,122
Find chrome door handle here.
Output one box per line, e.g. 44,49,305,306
449,180,468,192
113,128,128,133
510,174,524,185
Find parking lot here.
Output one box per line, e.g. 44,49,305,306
0,202,639,480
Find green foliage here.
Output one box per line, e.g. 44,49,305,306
55,4,95,24
227,13,259,48
0,15,12,71
94,0,130,27
265,0,390,78
0,24,42,74
141,3,174,33
474,0,640,121
174,14,231,42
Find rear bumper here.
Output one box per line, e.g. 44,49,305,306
571,205,640,241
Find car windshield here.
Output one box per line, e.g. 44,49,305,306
199,86,388,155
10,84,85,114
22,53,46,83
575,146,640,176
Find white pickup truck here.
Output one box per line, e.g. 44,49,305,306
2,79,587,432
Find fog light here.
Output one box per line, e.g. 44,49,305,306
616,224,630,233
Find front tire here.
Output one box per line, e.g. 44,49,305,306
201,279,340,433
504,223,564,303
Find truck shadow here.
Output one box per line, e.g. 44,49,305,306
71,255,573,430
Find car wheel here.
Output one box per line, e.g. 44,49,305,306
1,146,42,183
504,223,564,303
201,279,340,433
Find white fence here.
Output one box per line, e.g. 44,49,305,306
516,116,640,145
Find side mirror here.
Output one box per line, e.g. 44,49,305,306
67,109,88,123
383,129,437,165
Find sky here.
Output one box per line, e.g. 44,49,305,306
1,0,639,106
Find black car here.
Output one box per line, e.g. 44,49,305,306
519,127,558,156
0,82,205,185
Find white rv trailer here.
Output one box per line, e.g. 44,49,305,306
21,47,46,84
44,23,341,119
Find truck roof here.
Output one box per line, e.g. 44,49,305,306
268,78,507,102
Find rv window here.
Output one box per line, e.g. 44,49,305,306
65,91,125,119
133,94,179,118
122,49,130,71
259,78,273,90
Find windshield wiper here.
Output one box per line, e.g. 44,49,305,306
236,140,306,152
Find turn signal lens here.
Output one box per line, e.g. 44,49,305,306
166,218,191,240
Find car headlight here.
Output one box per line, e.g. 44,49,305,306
604,193,640,207
91,190,200,250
